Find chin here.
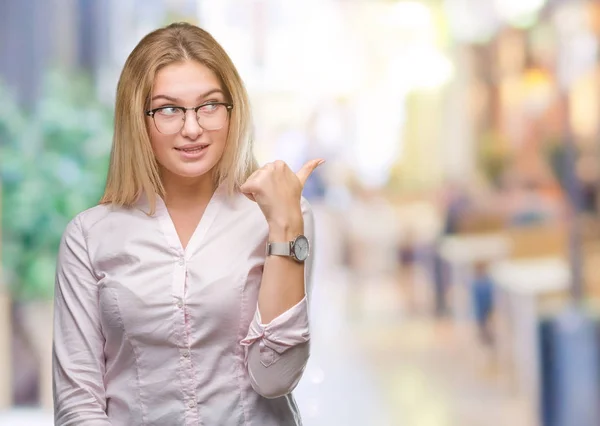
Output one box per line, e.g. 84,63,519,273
172,164,215,179
156,157,214,180
157,148,223,181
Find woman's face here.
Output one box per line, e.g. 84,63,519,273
147,60,230,182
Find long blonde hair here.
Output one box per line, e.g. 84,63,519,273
100,22,258,213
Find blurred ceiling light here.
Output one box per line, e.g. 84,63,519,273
444,0,499,43
552,1,589,35
353,90,405,188
552,3,598,89
494,0,548,28
389,47,454,91
382,1,432,30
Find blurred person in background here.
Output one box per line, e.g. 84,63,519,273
431,180,472,318
471,261,495,346
52,22,323,426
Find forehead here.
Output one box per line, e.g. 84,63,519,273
153,60,222,98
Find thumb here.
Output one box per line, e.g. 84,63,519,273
296,159,325,186
242,192,256,202
239,181,256,202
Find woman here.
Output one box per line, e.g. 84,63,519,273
53,22,322,426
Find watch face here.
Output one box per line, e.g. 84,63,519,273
293,235,310,262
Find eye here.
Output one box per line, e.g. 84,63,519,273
156,107,181,116
198,103,219,113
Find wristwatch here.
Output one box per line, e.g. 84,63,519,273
266,235,310,263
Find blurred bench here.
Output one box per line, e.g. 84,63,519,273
439,219,571,411
491,257,569,422
490,225,570,425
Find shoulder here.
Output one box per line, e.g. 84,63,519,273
63,203,132,241
57,204,113,260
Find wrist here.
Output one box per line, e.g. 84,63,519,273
268,216,304,241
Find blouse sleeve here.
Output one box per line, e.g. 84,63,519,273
240,199,315,398
53,214,111,425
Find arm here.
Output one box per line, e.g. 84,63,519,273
241,200,315,398
53,215,111,425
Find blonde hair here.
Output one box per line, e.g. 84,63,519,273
100,22,258,213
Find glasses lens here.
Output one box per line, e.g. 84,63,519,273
197,104,228,131
151,104,231,134
153,107,185,135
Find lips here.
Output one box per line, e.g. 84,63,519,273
175,144,208,153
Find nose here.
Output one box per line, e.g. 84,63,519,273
180,109,204,139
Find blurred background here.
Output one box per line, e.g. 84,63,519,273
2,0,600,425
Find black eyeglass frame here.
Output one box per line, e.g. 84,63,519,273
145,102,234,118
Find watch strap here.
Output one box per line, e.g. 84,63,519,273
266,241,292,257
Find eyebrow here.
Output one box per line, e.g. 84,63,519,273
151,89,225,103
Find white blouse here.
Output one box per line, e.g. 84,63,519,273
52,184,315,426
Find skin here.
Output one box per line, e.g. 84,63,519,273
147,60,324,323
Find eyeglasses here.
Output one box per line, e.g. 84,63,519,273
145,102,234,135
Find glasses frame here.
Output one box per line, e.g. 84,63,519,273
145,102,234,134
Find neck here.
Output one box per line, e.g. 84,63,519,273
161,169,216,210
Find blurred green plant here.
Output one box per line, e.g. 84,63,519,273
0,71,113,300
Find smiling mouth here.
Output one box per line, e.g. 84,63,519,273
175,145,208,153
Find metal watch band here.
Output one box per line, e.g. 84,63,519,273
266,241,292,256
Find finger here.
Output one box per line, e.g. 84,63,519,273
240,180,257,200
240,169,264,202
296,158,325,186
240,184,256,202
273,160,287,170
246,167,264,181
